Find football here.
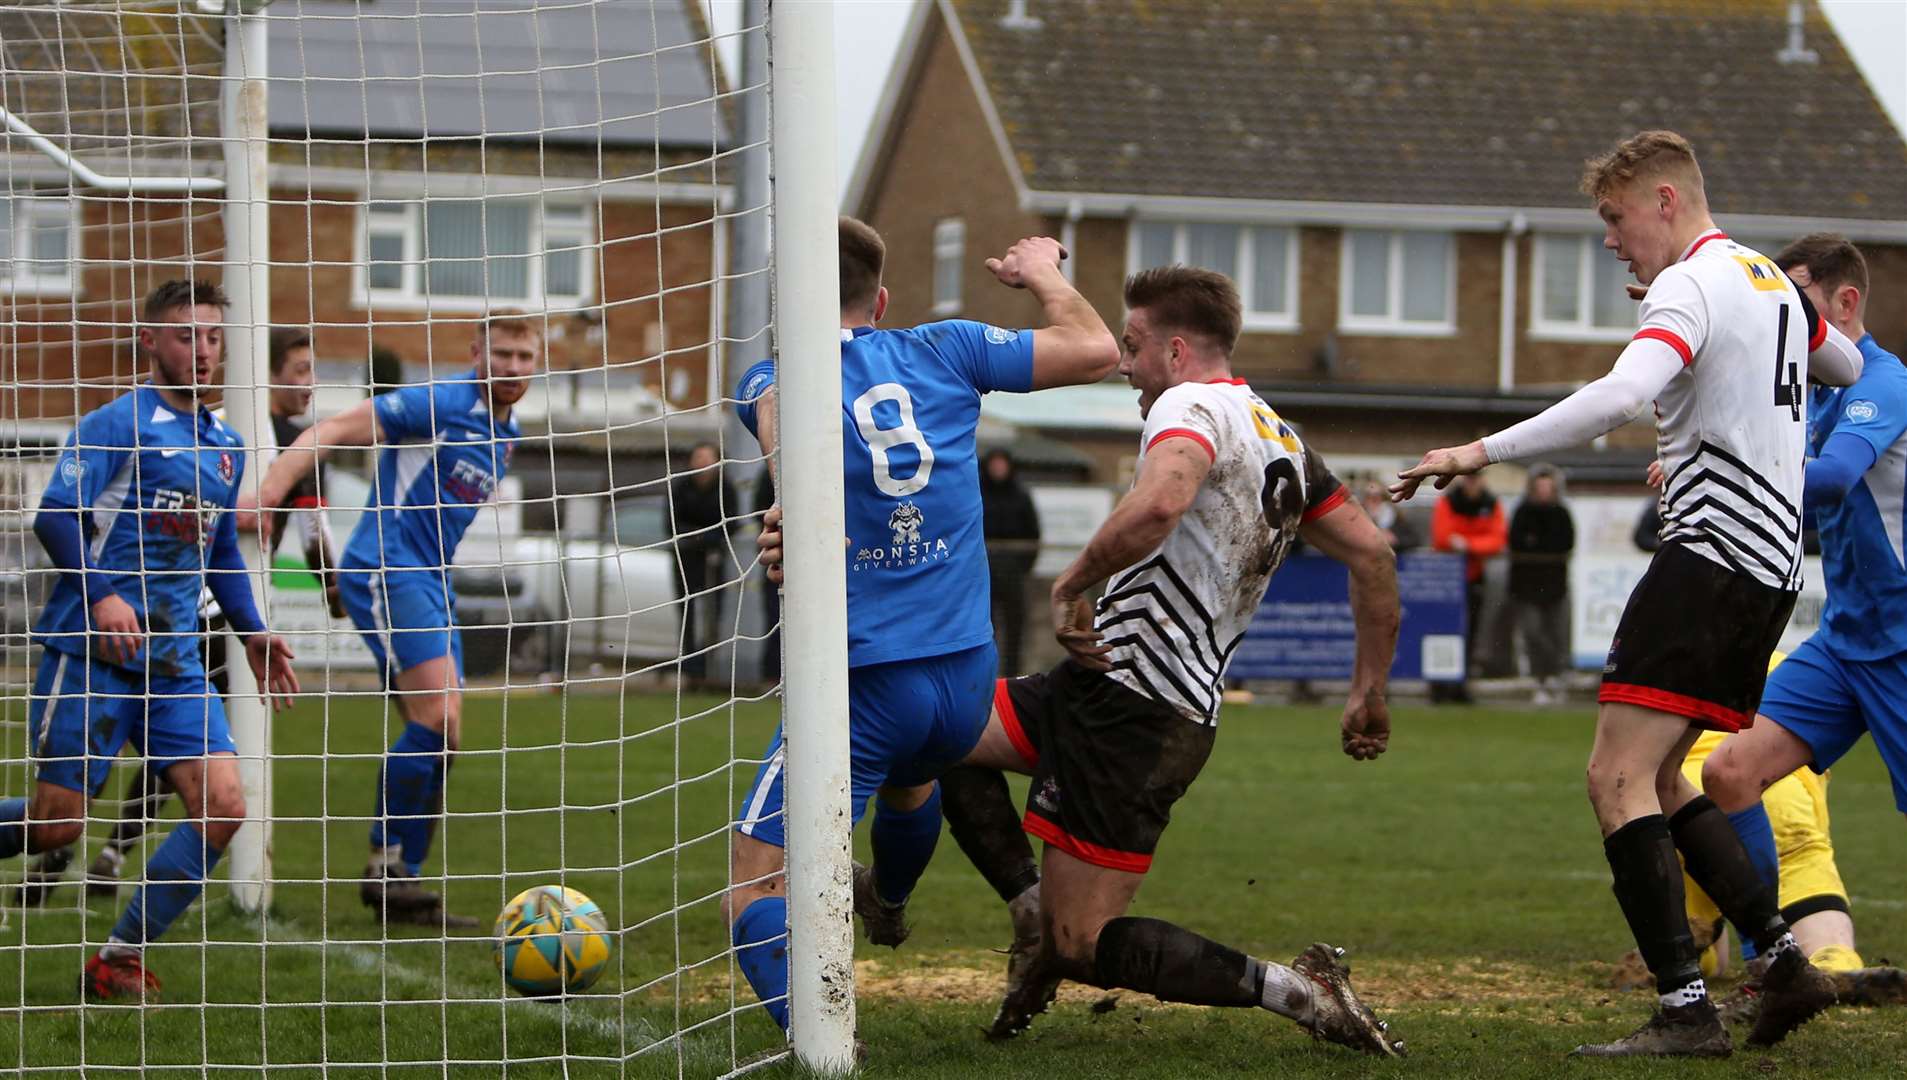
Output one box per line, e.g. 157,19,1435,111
493,885,613,997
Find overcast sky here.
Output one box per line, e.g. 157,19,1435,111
705,1,1907,198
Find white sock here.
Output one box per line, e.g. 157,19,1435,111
369,845,404,873
1660,977,1707,1009
1257,960,1314,1022
98,936,134,962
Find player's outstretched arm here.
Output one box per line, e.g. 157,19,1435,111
1300,499,1400,761
985,236,1119,390
258,398,380,518
1391,336,1683,501
1049,438,1211,669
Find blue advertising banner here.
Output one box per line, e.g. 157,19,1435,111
1229,552,1469,681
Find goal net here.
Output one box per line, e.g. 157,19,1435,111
0,1,850,1075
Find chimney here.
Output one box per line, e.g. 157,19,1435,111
1000,0,1043,31
1777,0,1819,65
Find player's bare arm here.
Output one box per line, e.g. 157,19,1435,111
244,632,301,712
1298,500,1402,761
986,236,1120,389
258,398,381,526
1050,438,1212,670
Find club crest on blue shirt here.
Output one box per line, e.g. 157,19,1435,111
217,450,235,484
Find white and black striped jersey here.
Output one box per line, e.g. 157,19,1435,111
1097,380,1345,723
1639,231,1821,591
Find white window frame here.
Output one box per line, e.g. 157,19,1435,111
1125,220,1300,332
0,195,78,296
1336,228,1457,336
1529,232,1635,343
354,197,595,312
931,217,965,316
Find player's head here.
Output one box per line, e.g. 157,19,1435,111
1775,233,1868,337
1119,265,1241,418
472,312,542,411
1581,130,1709,286
268,328,316,418
139,278,229,400
839,216,888,326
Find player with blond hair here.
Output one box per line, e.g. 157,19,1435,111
1393,131,1865,1057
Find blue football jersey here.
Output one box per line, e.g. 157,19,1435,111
36,384,248,675
341,373,519,572
736,320,1035,666
1807,334,1907,660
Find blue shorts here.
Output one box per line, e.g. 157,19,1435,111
1759,634,1907,812
28,648,235,797
735,642,997,848
338,567,464,685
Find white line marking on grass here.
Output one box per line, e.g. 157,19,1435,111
262,916,656,1046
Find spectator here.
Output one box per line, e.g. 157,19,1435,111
669,442,736,686
979,448,1041,676
1360,478,1421,551
1430,472,1506,704
753,466,780,686
1509,466,1575,705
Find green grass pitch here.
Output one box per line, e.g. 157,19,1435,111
0,689,1901,1078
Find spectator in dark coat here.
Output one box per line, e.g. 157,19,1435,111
1510,466,1575,705
670,442,736,684
979,448,1041,676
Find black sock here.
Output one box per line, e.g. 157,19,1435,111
939,765,1039,904
1669,794,1788,953
1090,916,1259,1007
1604,815,1703,995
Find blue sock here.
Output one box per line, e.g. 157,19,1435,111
0,798,26,859
370,723,446,874
732,896,790,1030
870,784,942,906
1728,803,1779,961
1726,803,1780,888
113,822,220,946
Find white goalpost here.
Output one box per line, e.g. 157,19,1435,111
0,0,852,1074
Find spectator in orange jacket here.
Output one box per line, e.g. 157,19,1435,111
1430,473,1506,704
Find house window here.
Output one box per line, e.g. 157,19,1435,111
1532,233,1638,340
932,217,964,315
360,197,593,309
0,195,76,295
1339,229,1455,333
1130,221,1298,330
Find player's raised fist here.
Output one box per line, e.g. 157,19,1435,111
985,236,1069,290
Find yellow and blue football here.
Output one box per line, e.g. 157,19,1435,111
494,885,613,997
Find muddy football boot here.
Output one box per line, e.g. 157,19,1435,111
1571,999,1731,1058
1292,943,1405,1057
851,861,910,948
1747,948,1838,1047
987,886,1060,1041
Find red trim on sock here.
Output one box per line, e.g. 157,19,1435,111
1023,810,1152,874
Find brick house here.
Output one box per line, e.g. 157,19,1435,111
0,0,730,436
848,0,1907,488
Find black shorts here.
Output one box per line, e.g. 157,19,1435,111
997,660,1214,874
1599,542,1795,732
